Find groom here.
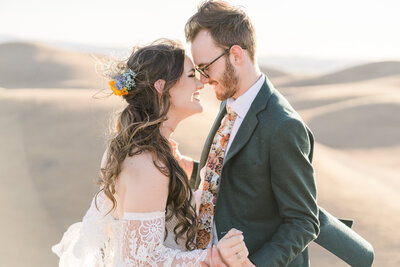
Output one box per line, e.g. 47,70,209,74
178,1,374,266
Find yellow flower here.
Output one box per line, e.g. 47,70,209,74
109,80,128,96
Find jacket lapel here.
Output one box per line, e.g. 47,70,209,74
198,101,228,170
223,78,274,166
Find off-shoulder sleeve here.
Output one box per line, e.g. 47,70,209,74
113,211,207,266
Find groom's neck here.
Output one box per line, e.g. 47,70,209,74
233,61,262,100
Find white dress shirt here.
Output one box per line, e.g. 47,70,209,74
196,74,266,246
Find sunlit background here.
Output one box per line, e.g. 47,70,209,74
1,0,399,266
2,0,400,70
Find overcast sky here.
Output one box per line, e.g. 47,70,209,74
1,0,399,61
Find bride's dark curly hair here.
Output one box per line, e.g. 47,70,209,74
98,39,197,250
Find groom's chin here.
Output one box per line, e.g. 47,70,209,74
212,86,225,101
214,88,231,101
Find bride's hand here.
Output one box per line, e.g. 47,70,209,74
169,138,194,178
217,228,249,267
202,246,227,267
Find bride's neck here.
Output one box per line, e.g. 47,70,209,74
160,119,178,139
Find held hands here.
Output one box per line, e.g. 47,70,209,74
218,228,249,267
202,228,252,267
201,245,227,267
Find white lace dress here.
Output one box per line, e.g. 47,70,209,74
52,192,207,266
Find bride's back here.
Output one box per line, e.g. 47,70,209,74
101,149,169,219
101,149,189,250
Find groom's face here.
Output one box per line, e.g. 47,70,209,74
191,30,239,101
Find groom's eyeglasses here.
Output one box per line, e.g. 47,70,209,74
195,49,230,79
195,46,246,79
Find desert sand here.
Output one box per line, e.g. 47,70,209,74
0,42,399,266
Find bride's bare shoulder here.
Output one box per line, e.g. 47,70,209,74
120,151,167,179
118,151,169,212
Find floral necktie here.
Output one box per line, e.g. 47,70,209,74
196,107,238,249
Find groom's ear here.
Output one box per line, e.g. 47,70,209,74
229,45,245,66
154,79,166,95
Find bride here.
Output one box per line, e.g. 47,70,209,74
52,39,248,266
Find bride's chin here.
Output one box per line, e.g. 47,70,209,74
193,103,204,114
176,106,203,122
186,105,203,118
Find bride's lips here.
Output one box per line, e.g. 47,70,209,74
192,91,201,102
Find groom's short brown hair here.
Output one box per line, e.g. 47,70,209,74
185,0,257,61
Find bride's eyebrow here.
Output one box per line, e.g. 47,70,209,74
188,68,195,73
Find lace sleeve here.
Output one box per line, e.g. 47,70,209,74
113,211,207,266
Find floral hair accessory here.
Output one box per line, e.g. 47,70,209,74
109,69,137,96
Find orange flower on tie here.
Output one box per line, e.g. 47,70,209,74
220,133,231,147
199,202,214,217
203,181,210,191
228,112,236,121
196,229,211,249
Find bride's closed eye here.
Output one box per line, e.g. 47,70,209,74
188,70,196,78
187,67,196,78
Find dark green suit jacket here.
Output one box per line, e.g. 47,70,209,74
190,78,374,266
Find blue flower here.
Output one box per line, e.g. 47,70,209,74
111,69,137,93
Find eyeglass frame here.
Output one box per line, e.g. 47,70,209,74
195,45,246,79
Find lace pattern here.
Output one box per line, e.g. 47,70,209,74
112,211,207,266
52,192,207,266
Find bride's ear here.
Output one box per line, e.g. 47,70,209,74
154,79,166,95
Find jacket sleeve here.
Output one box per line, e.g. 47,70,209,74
249,118,320,266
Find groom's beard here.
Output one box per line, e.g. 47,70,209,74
215,58,239,101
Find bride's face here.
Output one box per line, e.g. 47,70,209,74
168,55,204,120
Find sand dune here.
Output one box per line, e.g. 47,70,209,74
282,61,400,87
0,42,399,266
259,65,288,78
281,76,400,149
309,144,400,267
259,65,315,87
0,42,292,90
308,100,400,148
0,88,121,266
0,42,105,89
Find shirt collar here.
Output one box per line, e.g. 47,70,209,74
226,74,265,119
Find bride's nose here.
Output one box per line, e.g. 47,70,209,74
196,79,204,90
199,74,209,85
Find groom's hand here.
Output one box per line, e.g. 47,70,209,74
218,229,251,267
